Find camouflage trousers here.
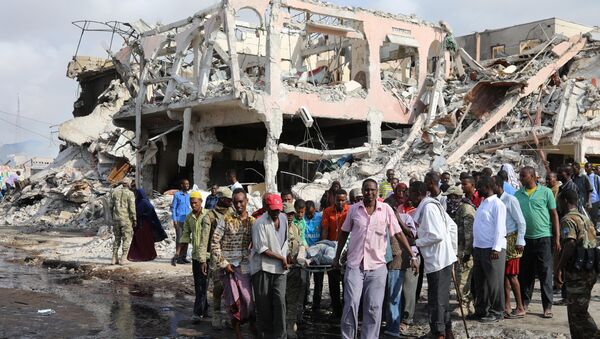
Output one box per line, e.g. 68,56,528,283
455,257,473,304
286,267,308,323
565,270,600,339
113,220,133,258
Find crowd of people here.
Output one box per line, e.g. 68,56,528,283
108,164,600,339
0,169,23,200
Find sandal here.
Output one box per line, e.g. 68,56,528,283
507,310,525,319
543,310,553,318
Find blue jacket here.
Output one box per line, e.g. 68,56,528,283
171,191,191,223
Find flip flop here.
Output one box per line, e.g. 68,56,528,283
543,310,553,318
508,310,525,319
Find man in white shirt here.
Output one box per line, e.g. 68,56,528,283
472,176,507,323
409,181,457,339
493,175,527,318
226,169,244,191
251,193,289,338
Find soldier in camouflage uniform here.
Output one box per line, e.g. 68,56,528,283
557,190,599,339
111,178,136,265
443,185,476,313
201,187,234,329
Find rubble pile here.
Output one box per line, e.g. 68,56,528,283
293,33,600,205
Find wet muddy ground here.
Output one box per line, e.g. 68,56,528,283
0,228,595,338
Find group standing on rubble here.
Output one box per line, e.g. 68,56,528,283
108,161,600,339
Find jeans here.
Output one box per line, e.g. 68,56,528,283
385,269,405,335
192,260,209,317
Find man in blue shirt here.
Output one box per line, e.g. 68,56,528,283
585,163,600,233
171,179,191,265
204,184,219,210
303,200,324,311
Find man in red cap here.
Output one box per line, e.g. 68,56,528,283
250,193,289,338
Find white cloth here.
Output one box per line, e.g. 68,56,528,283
500,192,526,246
230,181,244,191
413,197,457,274
473,195,507,252
250,213,288,275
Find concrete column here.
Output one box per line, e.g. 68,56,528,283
367,109,383,149
264,111,283,193
475,32,481,62
178,107,192,167
575,139,585,164
192,125,223,190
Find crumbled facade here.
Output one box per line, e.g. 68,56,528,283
109,0,450,193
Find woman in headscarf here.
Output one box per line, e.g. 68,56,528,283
128,188,168,261
319,180,341,210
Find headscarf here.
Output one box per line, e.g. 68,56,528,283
500,163,520,189
135,188,168,242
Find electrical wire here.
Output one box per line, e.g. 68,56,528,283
0,116,54,142
0,109,54,125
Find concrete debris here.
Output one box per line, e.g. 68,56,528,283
292,32,600,205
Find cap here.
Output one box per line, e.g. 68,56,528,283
216,187,233,199
283,202,295,214
442,185,464,196
265,193,283,211
349,188,363,198
189,191,203,200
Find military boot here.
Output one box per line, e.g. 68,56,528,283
111,253,119,265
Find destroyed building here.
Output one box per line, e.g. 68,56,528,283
108,0,451,193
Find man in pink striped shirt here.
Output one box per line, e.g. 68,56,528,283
333,179,418,339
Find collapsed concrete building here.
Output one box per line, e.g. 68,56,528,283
108,0,452,193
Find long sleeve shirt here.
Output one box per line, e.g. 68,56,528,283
180,210,208,262
413,197,457,274
211,213,254,272
111,186,136,223
473,194,507,252
500,192,526,247
171,191,191,223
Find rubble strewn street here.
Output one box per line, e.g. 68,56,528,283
2,1,600,338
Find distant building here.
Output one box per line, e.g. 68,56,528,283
457,18,594,60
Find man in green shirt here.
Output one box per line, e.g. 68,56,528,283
514,166,560,318
179,191,208,320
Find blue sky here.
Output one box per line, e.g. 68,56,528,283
0,0,596,153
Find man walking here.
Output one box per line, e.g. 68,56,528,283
319,189,348,318
471,176,507,323
202,187,234,329
302,200,322,310
380,168,396,198
171,179,191,265
584,163,600,232
556,190,599,338
409,181,456,339
211,188,256,338
251,193,289,339
180,191,208,320
494,176,527,319
334,179,417,339
111,177,136,265
515,166,560,319
572,162,592,213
